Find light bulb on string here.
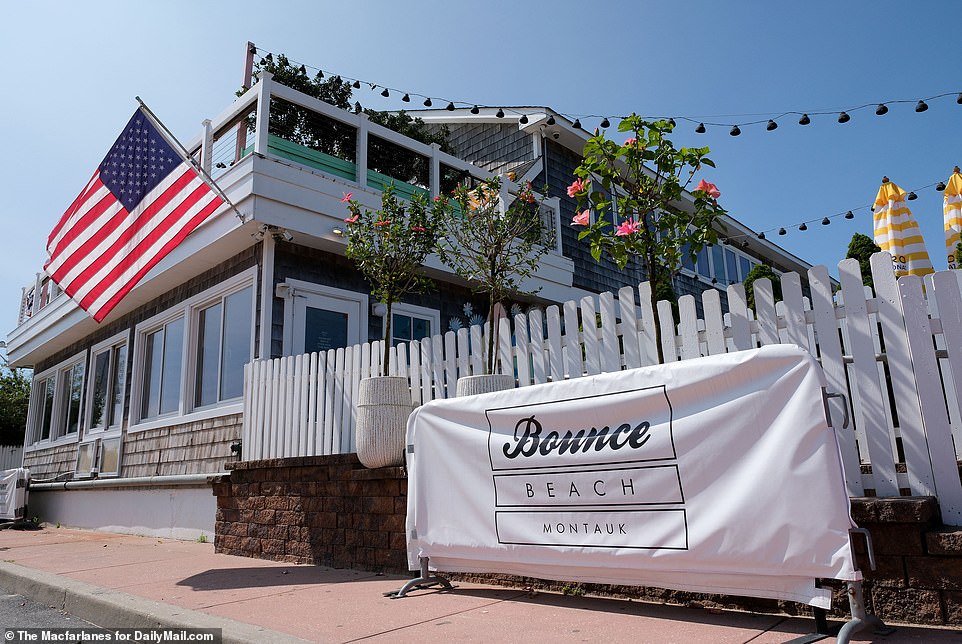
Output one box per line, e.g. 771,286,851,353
757,232,766,240
916,100,928,112
798,223,808,231
572,118,582,129
546,115,556,126
401,93,411,103
957,93,962,105
845,211,854,219
778,228,787,236
471,105,480,115
496,108,505,118
799,114,811,125
381,88,390,98
821,217,831,225
838,112,850,124
937,181,947,191
352,80,360,89
519,114,528,124
730,125,741,136
907,191,918,200
876,104,888,115
446,102,455,111
766,120,778,131
423,98,432,107
600,117,610,128
695,123,706,133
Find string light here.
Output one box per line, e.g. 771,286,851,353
247,46,962,241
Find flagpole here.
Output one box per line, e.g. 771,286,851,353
134,97,248,223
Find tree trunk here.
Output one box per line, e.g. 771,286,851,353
382,300,393,376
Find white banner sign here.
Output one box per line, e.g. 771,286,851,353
406,346,858,608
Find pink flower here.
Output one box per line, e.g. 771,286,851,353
567,178,586,198
433,195,442,202
375,220,391,227
344,214,359,224
571,209,590,226
411,226,427,232
624,137,637,147
341,192,353,202
696,179,720,200
615,218,640,236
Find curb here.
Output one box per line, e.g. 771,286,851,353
0,562,312,644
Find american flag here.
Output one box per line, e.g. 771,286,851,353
45,108,224,322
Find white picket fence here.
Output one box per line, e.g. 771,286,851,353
242,252,962,523
0,445,23,471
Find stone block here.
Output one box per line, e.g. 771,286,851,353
378,513,405,533
944,590,962,624
367,496,395,514
857,555,906,587
260,538,285,556
926,529,962,555
862,524,924,556
851,497,940,525
252,509,276,524
362,530,389,549
870,586,944,624
906,556,962,590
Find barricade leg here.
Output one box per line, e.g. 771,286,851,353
385,557,453,598
836,581,895,644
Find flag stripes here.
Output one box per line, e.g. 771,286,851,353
44,108,224,322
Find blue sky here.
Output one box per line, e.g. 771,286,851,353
3,0,961,343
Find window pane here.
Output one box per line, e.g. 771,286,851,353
142,329,163,419
108,345,126,427
712,245,726,282
160,318,184,415
740,256,752,281
304,307,348,353
726,249,738,283
100,438,121,475
697,246,711,278
392,313,411,345
40,378,55,441
681,243,695,271
221,287,252,400
195,302,223,407
412,317,431,341
63,364,83,435
90,351,110,429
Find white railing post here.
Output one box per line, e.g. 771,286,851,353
430,142,441,199
32,272,43,316
200,119,213,175
253,71,272,155
356,112,369,188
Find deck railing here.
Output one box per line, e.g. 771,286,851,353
243,253,962,524
16,73,562,328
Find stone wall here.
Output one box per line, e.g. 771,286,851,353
212,457,962,626
213,455,406,571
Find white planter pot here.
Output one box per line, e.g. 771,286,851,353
355,376,412,469
455,374,515,397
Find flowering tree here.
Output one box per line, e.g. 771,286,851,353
570,116,727,335
343,186,446,375
437,176,549,374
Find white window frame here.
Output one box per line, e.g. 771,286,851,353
129,267,256,433
384,302,440,346
279,279,368,356
25,351,86,453
84,330,129,437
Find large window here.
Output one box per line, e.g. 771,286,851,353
88,335,128,432
141,316,185,420
26,353,86,448
194,285,253,407
130,268,255,430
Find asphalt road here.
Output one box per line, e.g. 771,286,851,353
0,589,107,639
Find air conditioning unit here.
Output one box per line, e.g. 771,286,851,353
0,468,29,521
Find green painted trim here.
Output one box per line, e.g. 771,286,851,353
365,169,429,201
267,135,357,181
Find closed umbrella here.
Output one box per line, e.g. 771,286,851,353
944,167,962,270
873,177,934,277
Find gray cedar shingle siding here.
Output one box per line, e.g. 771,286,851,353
433,123,533,177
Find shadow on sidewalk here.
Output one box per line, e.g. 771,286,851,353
175,565,393,590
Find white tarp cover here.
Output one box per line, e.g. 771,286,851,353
406,345,858,608
0,468,28,520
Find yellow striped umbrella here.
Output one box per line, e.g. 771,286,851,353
944,167,962,270
873,177,934,277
